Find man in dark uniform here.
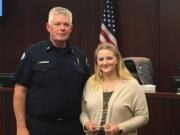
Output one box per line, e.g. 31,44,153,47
13,7,89,135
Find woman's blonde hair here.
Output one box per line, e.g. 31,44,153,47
88,43,134,88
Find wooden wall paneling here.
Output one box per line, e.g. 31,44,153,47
0,0,103,73
139,93,180,135
117,0,161,90
159,0,180,91
0,30,2,71
0,89,16,135
70,0,103,71
173,98,180,135
1,0,180,90
1,89,180,135
117,0,156,58
143,97,172,135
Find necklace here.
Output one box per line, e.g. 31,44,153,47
102,77,119,92
104,89,114,92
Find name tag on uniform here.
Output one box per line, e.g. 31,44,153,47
37,61,50,64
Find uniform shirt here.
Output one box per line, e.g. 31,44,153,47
15,39,90,120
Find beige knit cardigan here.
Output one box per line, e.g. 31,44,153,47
80,79,149,135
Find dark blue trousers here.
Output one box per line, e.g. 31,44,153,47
27,116,84,135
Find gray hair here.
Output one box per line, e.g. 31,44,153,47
48,7,72,25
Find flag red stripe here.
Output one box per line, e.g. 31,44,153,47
100,29,114,44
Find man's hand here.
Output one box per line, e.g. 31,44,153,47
17,126,30,135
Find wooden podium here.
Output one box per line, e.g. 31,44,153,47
139,92,180,135
0,88,16,135
0,88,180,135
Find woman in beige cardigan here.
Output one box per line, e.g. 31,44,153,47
80,43,149,135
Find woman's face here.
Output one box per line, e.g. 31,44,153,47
97,49,118,75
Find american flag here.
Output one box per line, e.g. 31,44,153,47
99,0,117,46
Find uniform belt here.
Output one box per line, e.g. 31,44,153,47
29,113,77,124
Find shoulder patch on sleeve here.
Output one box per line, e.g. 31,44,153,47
85,57,89,67
21,52,26,60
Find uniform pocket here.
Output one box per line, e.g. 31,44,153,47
31,63,56,85
33,63,55,72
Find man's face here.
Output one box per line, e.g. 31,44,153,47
46,14,72,46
